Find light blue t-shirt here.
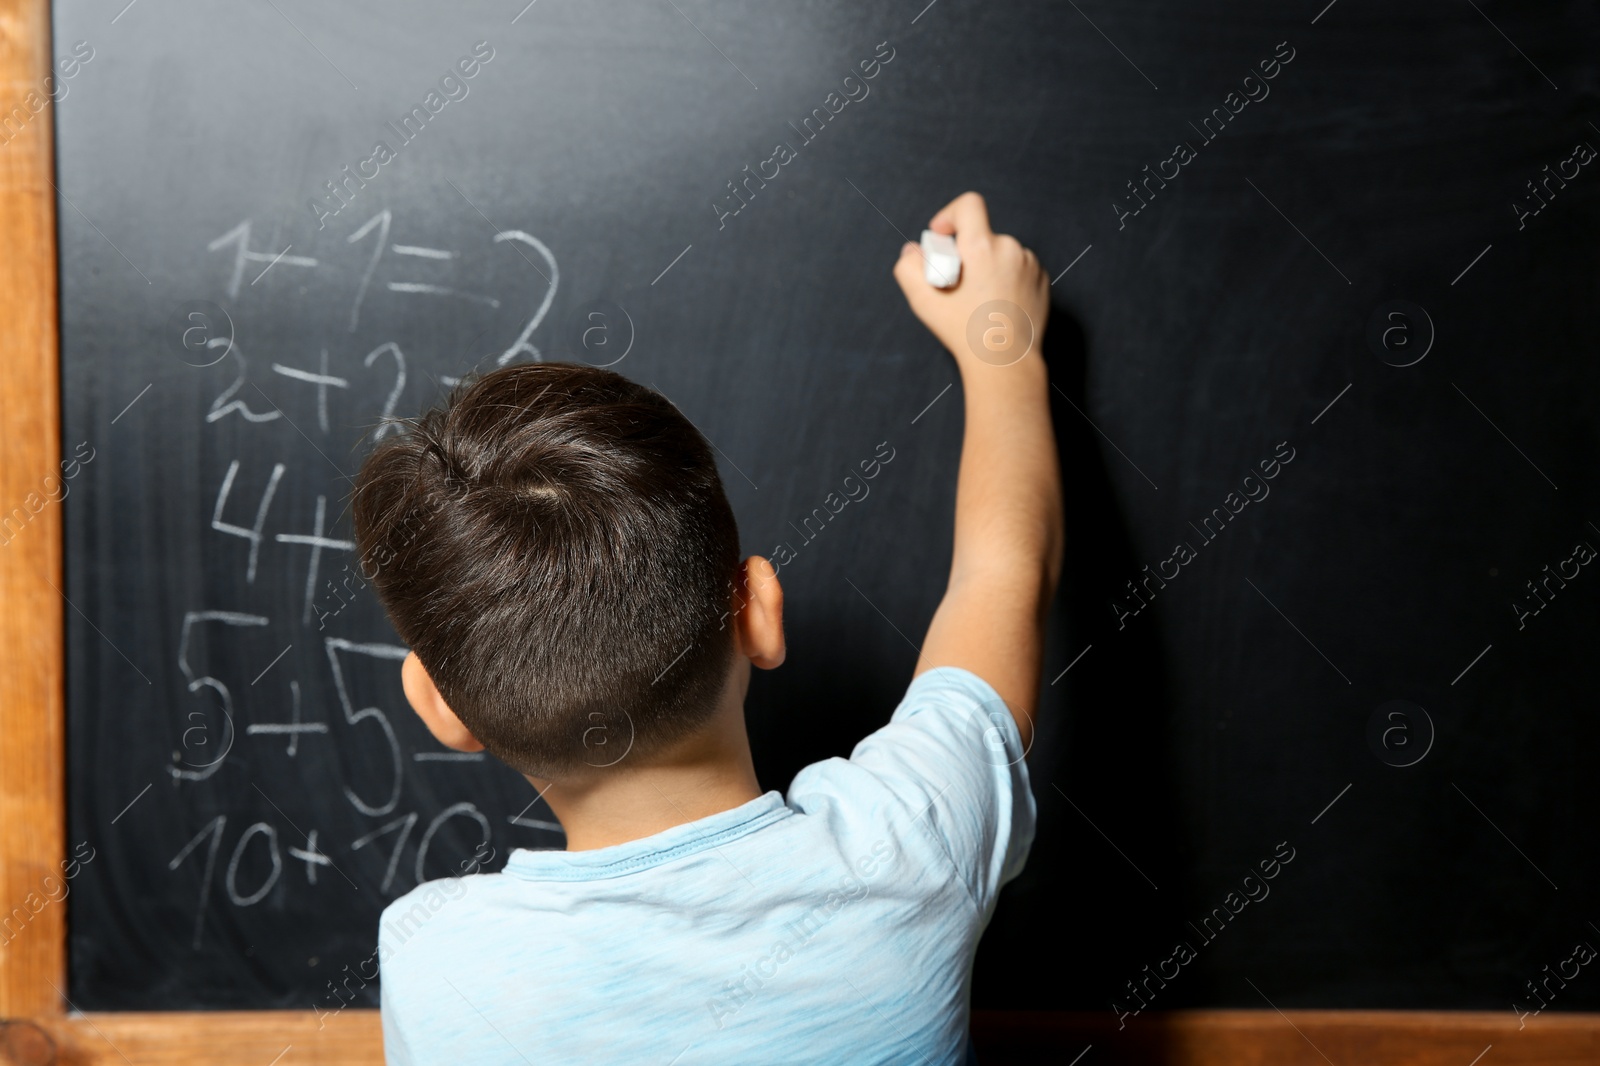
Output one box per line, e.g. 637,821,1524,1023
378,666,1036,1065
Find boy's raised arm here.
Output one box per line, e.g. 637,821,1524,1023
893,192,1065,748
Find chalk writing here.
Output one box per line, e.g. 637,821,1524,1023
169,815,298,947
325,638,408,817
205,340,283,424
272,349,350,434
150,207,575,954
208,220,317,300
246,679,329,756
172,611,268,781
276,495,356,625
211,460,285,584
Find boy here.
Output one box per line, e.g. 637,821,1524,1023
356,192,1062,1064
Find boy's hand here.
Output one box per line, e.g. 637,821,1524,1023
892,192,1050,369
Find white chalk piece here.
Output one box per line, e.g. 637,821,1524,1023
921,229,961,288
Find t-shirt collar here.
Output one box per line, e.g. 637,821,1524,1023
504,790,791,882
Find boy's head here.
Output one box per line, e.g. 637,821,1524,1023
351,362,757,778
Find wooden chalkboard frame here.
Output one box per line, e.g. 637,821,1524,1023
1,0,1597,1060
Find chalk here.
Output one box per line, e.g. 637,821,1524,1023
921,229,961,288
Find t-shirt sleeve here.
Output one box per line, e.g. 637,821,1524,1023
843,666,1037,917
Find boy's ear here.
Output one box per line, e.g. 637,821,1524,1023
734,555,785,670
401,651,485,752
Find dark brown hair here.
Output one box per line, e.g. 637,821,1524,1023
351,363,740,775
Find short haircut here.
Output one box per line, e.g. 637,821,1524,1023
351,363,740,776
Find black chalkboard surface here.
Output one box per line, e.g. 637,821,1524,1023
59,0,1600,1017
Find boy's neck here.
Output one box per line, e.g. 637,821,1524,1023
527,674,764,852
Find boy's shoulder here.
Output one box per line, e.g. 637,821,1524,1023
378,863,527,963
789,665,1036,913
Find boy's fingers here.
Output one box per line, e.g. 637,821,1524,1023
928,192,992,252
893,241,924,290
929,191,989,233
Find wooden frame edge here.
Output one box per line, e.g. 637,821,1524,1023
5,1009,1600,1065
33,1011,384,1064
1,0,68,1024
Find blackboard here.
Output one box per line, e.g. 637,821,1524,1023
57,0,1600,1020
